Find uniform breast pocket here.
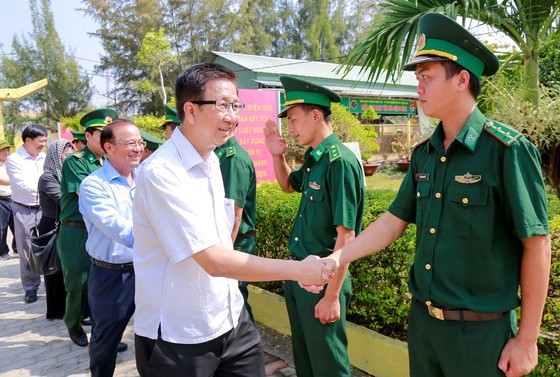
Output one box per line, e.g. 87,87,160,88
307,187,324,205
446,183,491,240
415,181,431,226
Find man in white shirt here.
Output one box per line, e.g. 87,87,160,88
0,140,16,260
133,62,329,376
6,124,48,303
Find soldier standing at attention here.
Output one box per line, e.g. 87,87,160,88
215,126,257,320
320,13,551,377
58,108,117,347
264,76,365,377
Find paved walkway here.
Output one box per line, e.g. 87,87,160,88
0,255,370,376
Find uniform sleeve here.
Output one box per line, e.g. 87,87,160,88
61,157,87,194
289,166,305,193
221,156,253,208
388,160,417,224
502,139,549,238
326,159,363,231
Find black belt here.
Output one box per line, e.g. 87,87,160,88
62,221,86,228
91,258,134,271
235,229,256,243
13,201,40,209
417,299,508,322
0,196,11,200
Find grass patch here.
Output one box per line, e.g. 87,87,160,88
365,165,406,191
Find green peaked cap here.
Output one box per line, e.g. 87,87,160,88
80,108,119,129
140,130,164,151
403,13,499,78
164,104,180,124
70,129,86,142
0,139,10,150
278,76,341,118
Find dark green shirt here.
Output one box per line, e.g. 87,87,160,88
389,107,549,312
289,133,365,260
216,136,256,238
60,146,102,222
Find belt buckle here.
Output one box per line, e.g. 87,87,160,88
427,302,445,320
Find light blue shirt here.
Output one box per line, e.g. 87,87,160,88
79,160,136,263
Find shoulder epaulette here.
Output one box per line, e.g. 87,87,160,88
411,135,430,150
483,121,521,147
226,146,236,158
73,151,85,159
328,145,342,163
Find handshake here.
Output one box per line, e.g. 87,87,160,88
296,253,340,293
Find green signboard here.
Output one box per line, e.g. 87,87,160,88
280,93,417,115
341,97,416,115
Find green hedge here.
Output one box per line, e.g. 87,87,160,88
255,182,560,373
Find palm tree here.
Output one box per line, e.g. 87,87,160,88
343,0,560,107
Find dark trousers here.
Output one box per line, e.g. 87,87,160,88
88,263,135,377
57,225,91,334
135,308,264,377
0,197,16,255
284,275,352,377
408,298,515,377
38,216,66,319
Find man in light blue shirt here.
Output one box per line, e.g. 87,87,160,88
79,119,143,377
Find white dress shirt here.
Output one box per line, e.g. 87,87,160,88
6,146,45,205
133,129,243,344
0,162,12,197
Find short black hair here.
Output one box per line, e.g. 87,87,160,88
441,60,482,99
100,119,136,153
297,104,332,123
21,124,48,142
175,63,237,122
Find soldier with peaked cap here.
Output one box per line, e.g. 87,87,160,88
58,109,117,347
70,129,86,151
264,76,365,377
161,104,180,139
215,125,257,321
139,130,164,163
320,12,550,377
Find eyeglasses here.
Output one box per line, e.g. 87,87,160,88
113,141,146,148
191,99,246,113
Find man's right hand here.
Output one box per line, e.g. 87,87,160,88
264,119,287,156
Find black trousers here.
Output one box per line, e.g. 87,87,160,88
135,308,265,377
38,216,66,319
88,263,135,377
0,197,16,255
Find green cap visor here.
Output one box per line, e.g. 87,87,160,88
278,76,340,118
164,104,180,124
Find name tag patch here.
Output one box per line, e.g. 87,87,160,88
415,173,430,181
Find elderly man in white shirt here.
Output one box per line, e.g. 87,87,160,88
6,124,48,304
133,62,330,377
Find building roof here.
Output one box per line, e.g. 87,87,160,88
211,51,418,88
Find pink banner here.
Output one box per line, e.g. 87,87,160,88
237,89,279,183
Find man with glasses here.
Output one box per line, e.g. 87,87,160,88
133,62,329,376
58,108,117,347
79,119,142,377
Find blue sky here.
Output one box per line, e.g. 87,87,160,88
0,1,106,106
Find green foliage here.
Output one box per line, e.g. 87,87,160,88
129,114,166,140
256,182,560,368
0,0,92,129
361,107,379,123
331,103,379,160
341,0,560,106
137,28,176,104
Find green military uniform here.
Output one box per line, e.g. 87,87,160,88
389,13,549,377
58,146,102,335
215,136,257,320
279,76,365,377
58,108,116,338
